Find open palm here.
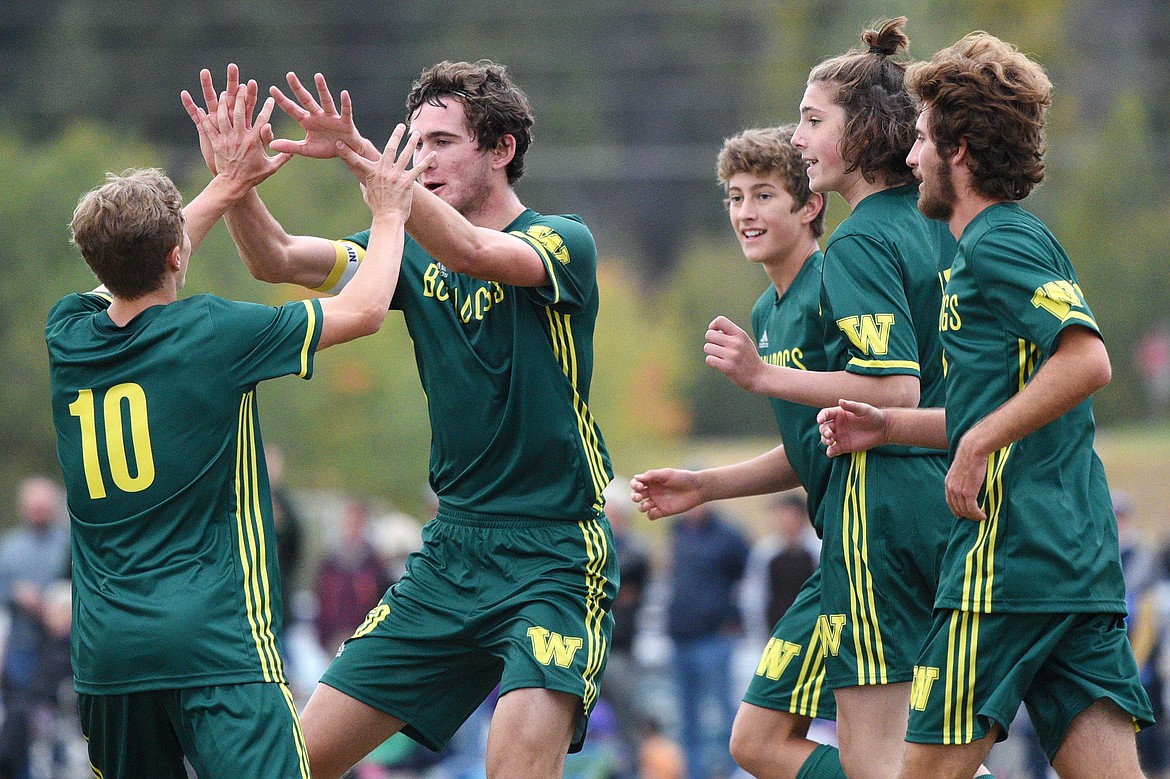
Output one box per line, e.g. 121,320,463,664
268,71,368,160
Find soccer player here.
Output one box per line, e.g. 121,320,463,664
47,90,429,778
817,32,1155,779
689,19,991,779
631,125,843,779
184,60,617,779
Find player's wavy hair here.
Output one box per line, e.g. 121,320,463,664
70,168,186,299
808,17,917,186
406,59,534,185
717,125,826,238
906,33,1051,201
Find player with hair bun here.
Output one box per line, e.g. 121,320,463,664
695,18,988,779
821,32,1155,779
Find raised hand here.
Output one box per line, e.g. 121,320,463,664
182,64,275,175
335,124,434,220
630,470,704,521
269,72,372,161
184,69,290,190
704,315,766,392
816,398,888,458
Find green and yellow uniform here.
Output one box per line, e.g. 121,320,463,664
47,291,321,778
817,184,956,690
741,251,837,720
907,202,1154,756
318,209,616,752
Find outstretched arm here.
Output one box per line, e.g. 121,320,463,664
705,316,920,408
182,65,340,289
181,88,290,252
817,399,947,457
630,444,802,521
315,126,434,350
267,70,548,287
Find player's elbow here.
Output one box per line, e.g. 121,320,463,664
352,303,389,338
883,375,920,408
1087,348,1112,393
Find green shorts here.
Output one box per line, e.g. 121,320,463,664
742,566,836,720
79,682,308,779
906,609,1156,760
819,451,951,689
319,508,618,753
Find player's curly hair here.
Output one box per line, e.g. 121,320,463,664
406,60,534,185
906,33,1051,201
70,169,186,299
717,125,826,238
808,17,917,186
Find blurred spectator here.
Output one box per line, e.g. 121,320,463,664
599,478,652,778
740,491,819,645
666,505,749,779
24,581,86,779
638,716,686,779
370,510,424,583
1115,490,1168,775
266,446,305,633
1137,328,1170,421
0,477,70,779
315,498,395,657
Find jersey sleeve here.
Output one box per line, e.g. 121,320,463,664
45,291,113,335
822,233,922,376
968,223,1100,354
512,215,598,313
205,296,324,390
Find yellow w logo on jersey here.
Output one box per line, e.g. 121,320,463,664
525,226,570,265
527,626,583,667
836,314,896,356
1031,280,1088,322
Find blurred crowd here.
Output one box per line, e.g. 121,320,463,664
2,467,1168,779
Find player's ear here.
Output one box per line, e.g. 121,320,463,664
490,134,516,171
951,137,969,168
165,244,182,271
800,191,824,225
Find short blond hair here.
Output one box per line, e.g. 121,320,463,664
70,168,185,299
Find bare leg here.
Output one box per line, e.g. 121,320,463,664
834,683,910,779
729,702,819,778
1052,699,1146,779
486,688,578,779
300,683,406,779
896,732,998,779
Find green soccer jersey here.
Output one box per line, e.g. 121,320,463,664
821,185,953,416
936,202,1125,614
751,251,833,534
345,208,612,520
46,291,323,694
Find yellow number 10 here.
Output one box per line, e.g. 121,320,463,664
67,384,156,499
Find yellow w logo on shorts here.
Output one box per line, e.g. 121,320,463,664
910,664,940,711
351,604,391,640
527,626,583,667
816,614,847,657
